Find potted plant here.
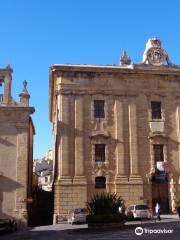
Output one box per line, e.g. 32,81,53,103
86,192,126,228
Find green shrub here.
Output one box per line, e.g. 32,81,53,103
87,192,125,216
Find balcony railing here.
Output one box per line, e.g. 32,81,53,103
0,94,3,102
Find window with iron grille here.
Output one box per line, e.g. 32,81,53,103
94,100,105,118
95,176,106,188
95,144,105,162
154,144,164,162
151,101,162,119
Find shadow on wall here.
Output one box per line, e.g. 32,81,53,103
0,137,15,147
0,175,22,218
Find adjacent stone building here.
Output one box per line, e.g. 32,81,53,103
0,65,35,226
49,38,180,220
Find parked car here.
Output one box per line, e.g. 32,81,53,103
126,204,152,219
68,208,88,224
0,218,17,233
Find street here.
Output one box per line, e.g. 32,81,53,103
0,215,180,240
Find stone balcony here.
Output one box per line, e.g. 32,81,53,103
148,109,165,133
149,121,165,133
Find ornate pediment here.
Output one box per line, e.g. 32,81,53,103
90,120,110,138
148,132,168,140
142,37,172,66
91,161,114,182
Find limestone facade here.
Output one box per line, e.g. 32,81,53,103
49,38,180,219
0,65,35,226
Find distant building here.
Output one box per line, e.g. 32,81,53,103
33,151,53,191
0,65,35,226
49,38,180,220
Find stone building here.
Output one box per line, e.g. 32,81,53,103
33,156,53,192
49,38,180,220
0,65,35,226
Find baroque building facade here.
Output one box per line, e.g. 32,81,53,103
0,65,35,226
49,38,180,220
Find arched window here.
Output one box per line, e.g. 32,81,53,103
95,176,106,189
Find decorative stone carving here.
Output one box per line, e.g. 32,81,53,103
91,161,114,183
142,37,172,66
120,51,131,65
19,80,30,107
91,120,110,138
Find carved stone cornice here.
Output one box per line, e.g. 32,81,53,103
50,63,180,75
57,88,139,97
148,132,168,140
0,106,34,113
90,132,110,139
58,87,180,97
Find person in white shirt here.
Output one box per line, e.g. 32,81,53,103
155,203,161,221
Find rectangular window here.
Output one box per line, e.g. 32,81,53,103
94,100,105,118
151,101,162,119
95,144,105,162
154,144,164,162
95,177,106,188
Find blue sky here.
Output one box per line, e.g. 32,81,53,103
0,0,180,159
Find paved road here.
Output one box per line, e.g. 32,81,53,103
1,215,180,240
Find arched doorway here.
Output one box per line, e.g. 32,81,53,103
151,171,169,213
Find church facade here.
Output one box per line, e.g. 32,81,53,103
0,65,35,226
49,38,180,220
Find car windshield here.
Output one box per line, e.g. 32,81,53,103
128,206,134,211
74,208,87,214
135,205,149,210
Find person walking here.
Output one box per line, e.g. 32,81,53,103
155,203,161,221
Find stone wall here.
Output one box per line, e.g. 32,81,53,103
50,63,180,219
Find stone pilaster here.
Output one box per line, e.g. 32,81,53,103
58,94,71,183
74,96,86,184
15,128,28,226
128,102,142,183
176,104,180,183
3,74,12,104
150,139,156,173
114,98,128,183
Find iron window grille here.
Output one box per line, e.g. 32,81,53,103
94,100,105,118
95,144,105,162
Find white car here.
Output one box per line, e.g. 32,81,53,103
67,208,88,224
126,204,152,219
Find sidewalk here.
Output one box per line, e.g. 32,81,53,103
125,214,180,226
30,214,179,232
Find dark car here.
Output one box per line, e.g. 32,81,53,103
0,218,17,233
